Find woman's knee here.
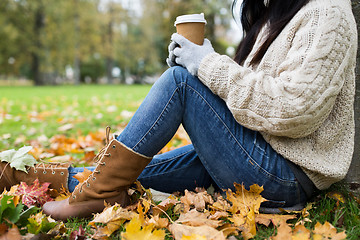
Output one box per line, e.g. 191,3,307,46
163,66,197,85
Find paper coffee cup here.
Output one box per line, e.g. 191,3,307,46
174,13,207,45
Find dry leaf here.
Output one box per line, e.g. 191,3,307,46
255,214,296,227
89,204,137,238
227,183,266,214
326,192,346,204
270,220,292,240
181,234,207,240
230,208,256,240
292,224,310,240
169,223,225,240
180,190,213,212
176,209,221,228
147,215,169,229
153,195,180,216
15,179,52,207
121,215,166,240
210,196,230,212
0,226,21,240
72,168,93,184
312,221,346,240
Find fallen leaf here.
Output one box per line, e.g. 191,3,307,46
89,204,137,237
121,215,166,240
15,179,52,207
147,215,169,229
0,225,21,240
255,214,296,227
312,221,346,240
169,223,225,240
292,224,310,240
153,195,180,216
0,146,37,173
72,168,93,184
57,123,74,132
270,220,292,240
69,225,85,240
181,233,207,240
227,183,266,215
180,189,213,212
230,208,256,240
176,209,221,228
326,192,345,204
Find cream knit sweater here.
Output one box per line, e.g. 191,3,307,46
197,0,357,190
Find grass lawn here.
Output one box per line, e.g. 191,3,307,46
0,85,359,239
0,84,151,150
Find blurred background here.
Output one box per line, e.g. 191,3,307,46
0,0,242,86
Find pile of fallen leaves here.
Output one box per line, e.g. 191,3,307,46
0,128,349,239
0,177,347,240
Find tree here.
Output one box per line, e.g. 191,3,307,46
346,1,360,196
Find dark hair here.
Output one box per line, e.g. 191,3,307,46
232,0,310,66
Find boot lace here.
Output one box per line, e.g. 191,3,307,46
32,160,69,175
75,126,112,196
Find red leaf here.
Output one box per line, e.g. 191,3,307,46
15,179,53,207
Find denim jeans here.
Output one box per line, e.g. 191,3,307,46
68,66,307,209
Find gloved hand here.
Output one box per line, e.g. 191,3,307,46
166,41,179,67
171,33,215,76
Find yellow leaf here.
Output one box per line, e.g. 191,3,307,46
255,214,297,227
181,233,207,240
226,183,266,214
270,220,292,240
90,203,136,225
230,208,256,240
169,223,225,240
292,224,310,240
313,222,346,240
326,192,346,204
121,215,166,240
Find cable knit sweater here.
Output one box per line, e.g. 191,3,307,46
197,0,357,190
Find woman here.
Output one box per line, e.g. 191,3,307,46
1,0,357,221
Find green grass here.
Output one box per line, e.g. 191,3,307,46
0,85,152,150
1,85,359,239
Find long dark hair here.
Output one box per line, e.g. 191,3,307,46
232,0,310,66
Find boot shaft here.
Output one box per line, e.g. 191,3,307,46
70,139,152,203
0,161,70,191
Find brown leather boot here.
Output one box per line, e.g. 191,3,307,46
0,161,70,192
43,128,152,221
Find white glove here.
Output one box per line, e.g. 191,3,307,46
166,41,179,67
171,33,215,76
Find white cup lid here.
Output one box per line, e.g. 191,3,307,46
174,13,207,26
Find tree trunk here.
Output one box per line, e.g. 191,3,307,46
72,0,81,85
346,1,360,196
105,2,114,84
32,4,45,86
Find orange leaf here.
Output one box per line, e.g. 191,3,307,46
270,220,292,240
292,225,310,240
72,168,93,184
312,222,347,240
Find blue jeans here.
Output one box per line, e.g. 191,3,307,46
68,66,307,209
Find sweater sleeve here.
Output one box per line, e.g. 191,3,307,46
197,5,355,138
